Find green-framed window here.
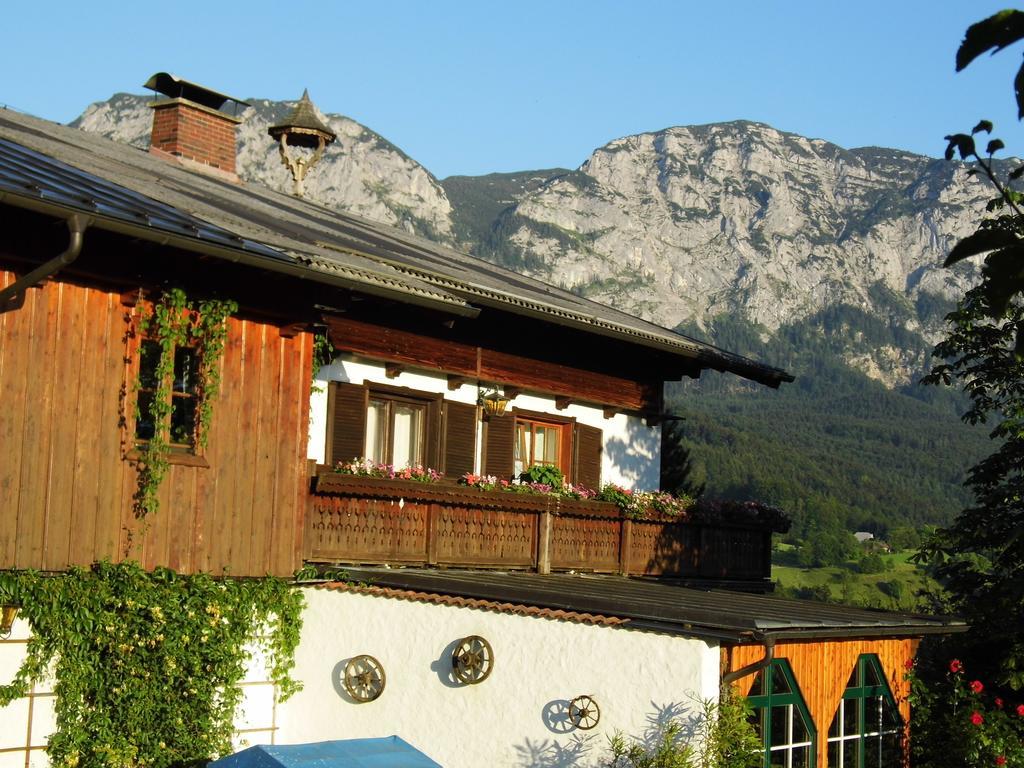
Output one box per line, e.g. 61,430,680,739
826,654,902,768
747,659,816,768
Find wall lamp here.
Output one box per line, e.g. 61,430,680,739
1,605,19,639
478,389,511,418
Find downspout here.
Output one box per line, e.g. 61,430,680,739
722,633,776,686
0,214,89,312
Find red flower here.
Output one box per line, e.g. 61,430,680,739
970,680,984,694
995,757,1006,767
1017,704,1024,717
970,711,984,726
995,698,1004,709
904,658,914,670
950,659,964,673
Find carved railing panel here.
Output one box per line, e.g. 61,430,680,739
307,495,429,563
549,512,621,572
629,519,701,577
431,505,536,567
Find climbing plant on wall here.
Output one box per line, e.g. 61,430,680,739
133,288,237,518
0,562,304,768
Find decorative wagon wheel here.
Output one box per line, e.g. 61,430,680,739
342,654,386,702
568,695,601,730
452,635,494,684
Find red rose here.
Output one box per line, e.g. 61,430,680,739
995,757,1006,766
970,711,984,726
1017,704,1024,717
904,658,914,670
950,659,964,673
970,680,984,694
995,698,1004,709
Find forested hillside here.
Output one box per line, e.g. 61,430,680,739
667,309,989,541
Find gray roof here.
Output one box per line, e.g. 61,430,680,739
0,107,792,387
340,567,966,643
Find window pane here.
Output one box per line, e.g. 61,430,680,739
365,399,386,463
139,340,160,389
792,707,809,744
792,744,812,768
173,346,197,394
864,659,883,687
170,395,196,446
772,668,792,695
880,733,901,766
770,705,788,746
542,425,559,464
515,423,529,476
749,671,766,697
828,701,843,738
391,403,423,469
768,749,787,767
844,696,859,735
827,742,840,768
136,391,156,440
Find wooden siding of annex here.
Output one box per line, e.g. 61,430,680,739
0,270,312,576
724,637,918,768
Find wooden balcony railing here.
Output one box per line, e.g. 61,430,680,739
305,472,777,586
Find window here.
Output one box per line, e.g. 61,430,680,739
135,339,200,451
826,655,902,768
747,659,816,768
365,393,427,468
514,417,565,476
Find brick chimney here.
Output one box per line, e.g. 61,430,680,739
143,72,249,179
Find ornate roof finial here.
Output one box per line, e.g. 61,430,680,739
268,90,337,197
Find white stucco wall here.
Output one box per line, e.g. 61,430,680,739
275,586,720,768
308,355,662,490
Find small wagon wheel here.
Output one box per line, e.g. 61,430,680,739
342,654,386,702
568,695,601,730
452,635,494,684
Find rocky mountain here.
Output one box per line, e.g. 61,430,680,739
75,97,992,387
72,93,454,240
444,124,994,387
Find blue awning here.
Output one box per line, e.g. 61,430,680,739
207,738,442,768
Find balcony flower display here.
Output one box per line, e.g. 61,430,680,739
334,458,443,483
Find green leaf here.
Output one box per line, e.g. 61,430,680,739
945,133,977,160
1016,63,1024,119
956,10,1024,71
972,120,994,135
944,229,1023,267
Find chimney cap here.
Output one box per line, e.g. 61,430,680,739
143,72,250,113
268,89,336,150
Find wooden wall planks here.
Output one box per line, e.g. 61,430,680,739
724,637,919,768
0,271,311,576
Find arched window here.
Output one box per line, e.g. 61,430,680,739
747,659,816,767
827,654,902,768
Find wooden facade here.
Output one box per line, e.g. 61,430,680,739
0,269,312,576
724,637,919,768
306,473,776,582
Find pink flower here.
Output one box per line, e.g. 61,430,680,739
995,756,1006,766
970,711,984,726
995,698,1004,709
1017,704,1024,717
970,680,984,694
950,659,963,673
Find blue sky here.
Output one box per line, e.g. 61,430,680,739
2,1,1022,178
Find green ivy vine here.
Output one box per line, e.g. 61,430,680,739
0,562,304,768
134,289,237,518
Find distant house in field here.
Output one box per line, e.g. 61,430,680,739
0,74,964,768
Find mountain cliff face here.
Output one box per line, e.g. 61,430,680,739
72,93,454,240
75,98,990,386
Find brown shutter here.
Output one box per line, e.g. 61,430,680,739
424,398,442,470
443,401,478,479
327,382,367,466
573,423,603,491
483,414,515,480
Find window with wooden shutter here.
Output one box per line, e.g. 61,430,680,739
573,423,603,490
443,400,478,478
327,382,367,466
482,414,515,480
